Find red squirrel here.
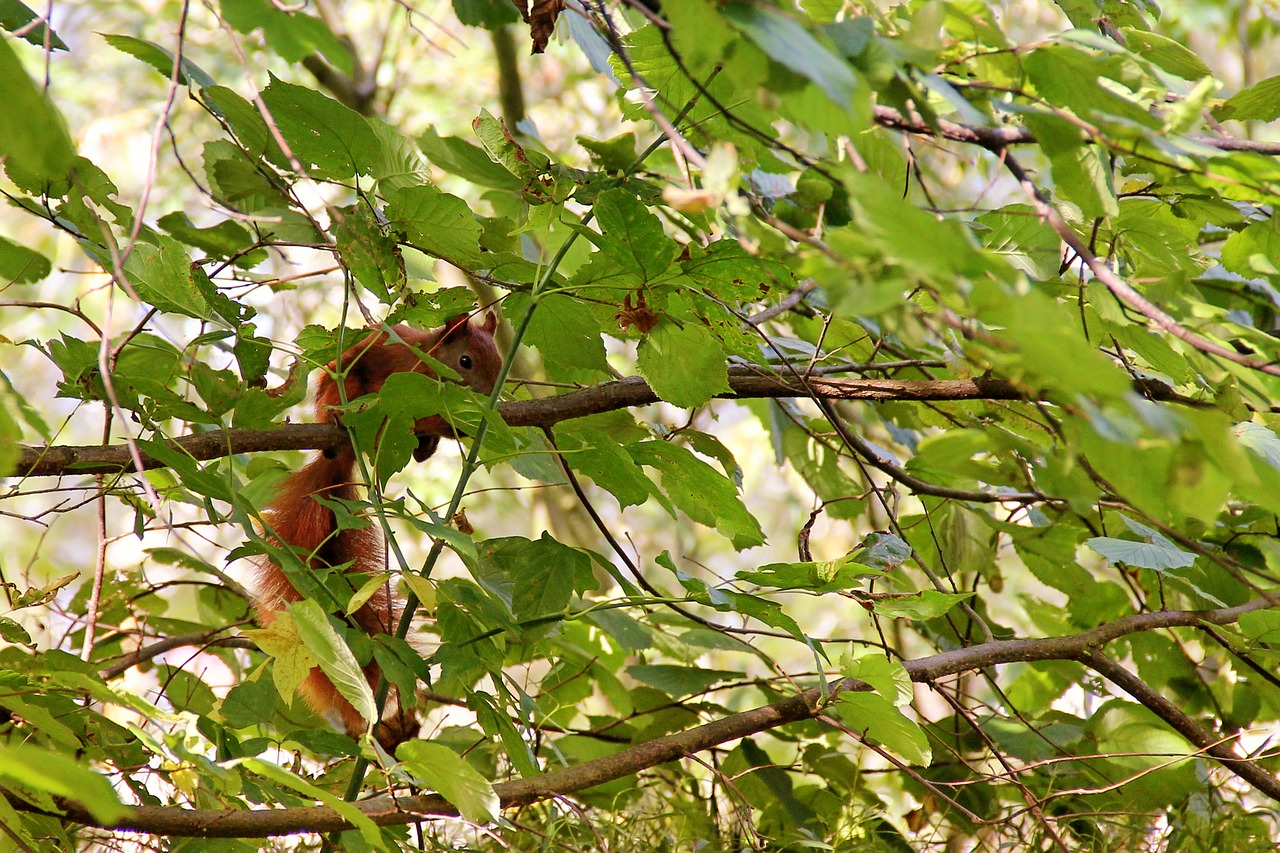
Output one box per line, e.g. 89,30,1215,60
253,312,502,748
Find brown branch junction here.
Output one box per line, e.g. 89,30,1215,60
10,371,1189,479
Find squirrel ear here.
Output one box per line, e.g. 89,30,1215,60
441,314,471,341
481,310,498,333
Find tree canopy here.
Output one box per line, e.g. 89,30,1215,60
3,0,1280,849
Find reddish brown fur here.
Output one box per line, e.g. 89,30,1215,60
254,313,501,748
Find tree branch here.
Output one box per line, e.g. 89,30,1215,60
872,104,1280,156
1078,650,1280,801
9,371,1195,479
11,598,1272,837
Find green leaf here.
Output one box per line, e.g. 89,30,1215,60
1122,29,1212,81
0,617,31,645
203,139,292,212
637,322,730,408
384,184,483,268
219,676,278,729
453,0,521,28
872,590,974,620
628,440,765,549
334,203,404,302
367,118,432,192
1215,74,1280,122
0,35,75,192
0,742,126,823
1023,112,1117,219
627,664,740,697
1238,610,1280,645
476,533,591,621
398,741,499,823
582,189,676,283
157,211,264,265
737,552,882,592
723,2,860,106
287,599,376,731
221,0,352,73
122,235,213,319
554,424,656,509
1085,535,1196,571
1235,422,1280,470
0,234,51,283
842,653,913,707
417,127,524,190
975,205,1061,280
0,0,68,50
260,75,379,180
102,33,216,88
836,692,931,764
514,292,610,374
1220,219,1280,277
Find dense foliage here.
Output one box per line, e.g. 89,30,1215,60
2,0,1280,849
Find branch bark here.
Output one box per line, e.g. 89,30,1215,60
9,371,1193,479
11,598,1272,837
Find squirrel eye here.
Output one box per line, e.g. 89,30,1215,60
459,354,473,370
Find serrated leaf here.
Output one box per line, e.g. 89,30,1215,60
221,0,352,72
398,741,499,823
554,424,655,509
384,184,483,267
260,75,378,179
515,292,609,373
0,0,68,50
103,33,215,88
418,126,524,190
334,204,404,302
587,189,676,282
0,617,31,646
1238,610,1280,644
628,440,765,549
1215,74,1280,122
637,322,730,408
842,652,913,707
737,552,882,592
367,118,432,191
975,204,1061,280
476,533,589,621
219,676,278,729
123,235,213,319
288,599,376,729
157,211,264,265
859,532,913,570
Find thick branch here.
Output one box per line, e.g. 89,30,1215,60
12,598,1273,837
1079,650,1280,801
9,372,1193,479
